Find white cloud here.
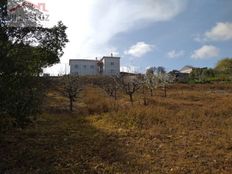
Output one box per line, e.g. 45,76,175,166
191,45,219,59
205,22,232,41
124,42,154,57
43,0,186,74
167,50,185,58
195,22,232,42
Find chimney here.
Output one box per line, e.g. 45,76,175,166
111,53,113,57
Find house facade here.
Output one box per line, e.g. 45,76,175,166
69,56,120,76
179,66,194,74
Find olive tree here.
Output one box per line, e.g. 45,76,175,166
0,0,68,127
215,58,232,75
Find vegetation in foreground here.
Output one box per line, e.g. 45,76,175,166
1,83,232,174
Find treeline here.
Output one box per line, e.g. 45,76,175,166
188,58,232,83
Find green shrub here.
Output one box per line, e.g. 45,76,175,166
0,76,47,127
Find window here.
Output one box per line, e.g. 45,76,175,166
90,65,94,69
83,65,87,69
75,65,79,69
111,62,114,65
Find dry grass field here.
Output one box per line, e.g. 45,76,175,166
1,83,232,174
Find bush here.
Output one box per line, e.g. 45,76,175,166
106,106,167,129
81,86,113,115
189,68,216,83
0,76,48,127
0,116,16,133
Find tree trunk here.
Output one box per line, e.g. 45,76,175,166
129,94,133,105
143,86,148,106
150,89,153,96
143,96,148,106
114,89,117,100
164,85,167,97
69,98,73,112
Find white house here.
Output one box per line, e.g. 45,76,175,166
179,65,194,74
69,55,120,76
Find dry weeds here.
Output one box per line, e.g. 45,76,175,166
1,83,232,173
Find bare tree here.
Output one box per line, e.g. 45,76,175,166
58,75,82,112
116,75,141,105
98,76,119,100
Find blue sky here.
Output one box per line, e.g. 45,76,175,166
43,0,232,74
